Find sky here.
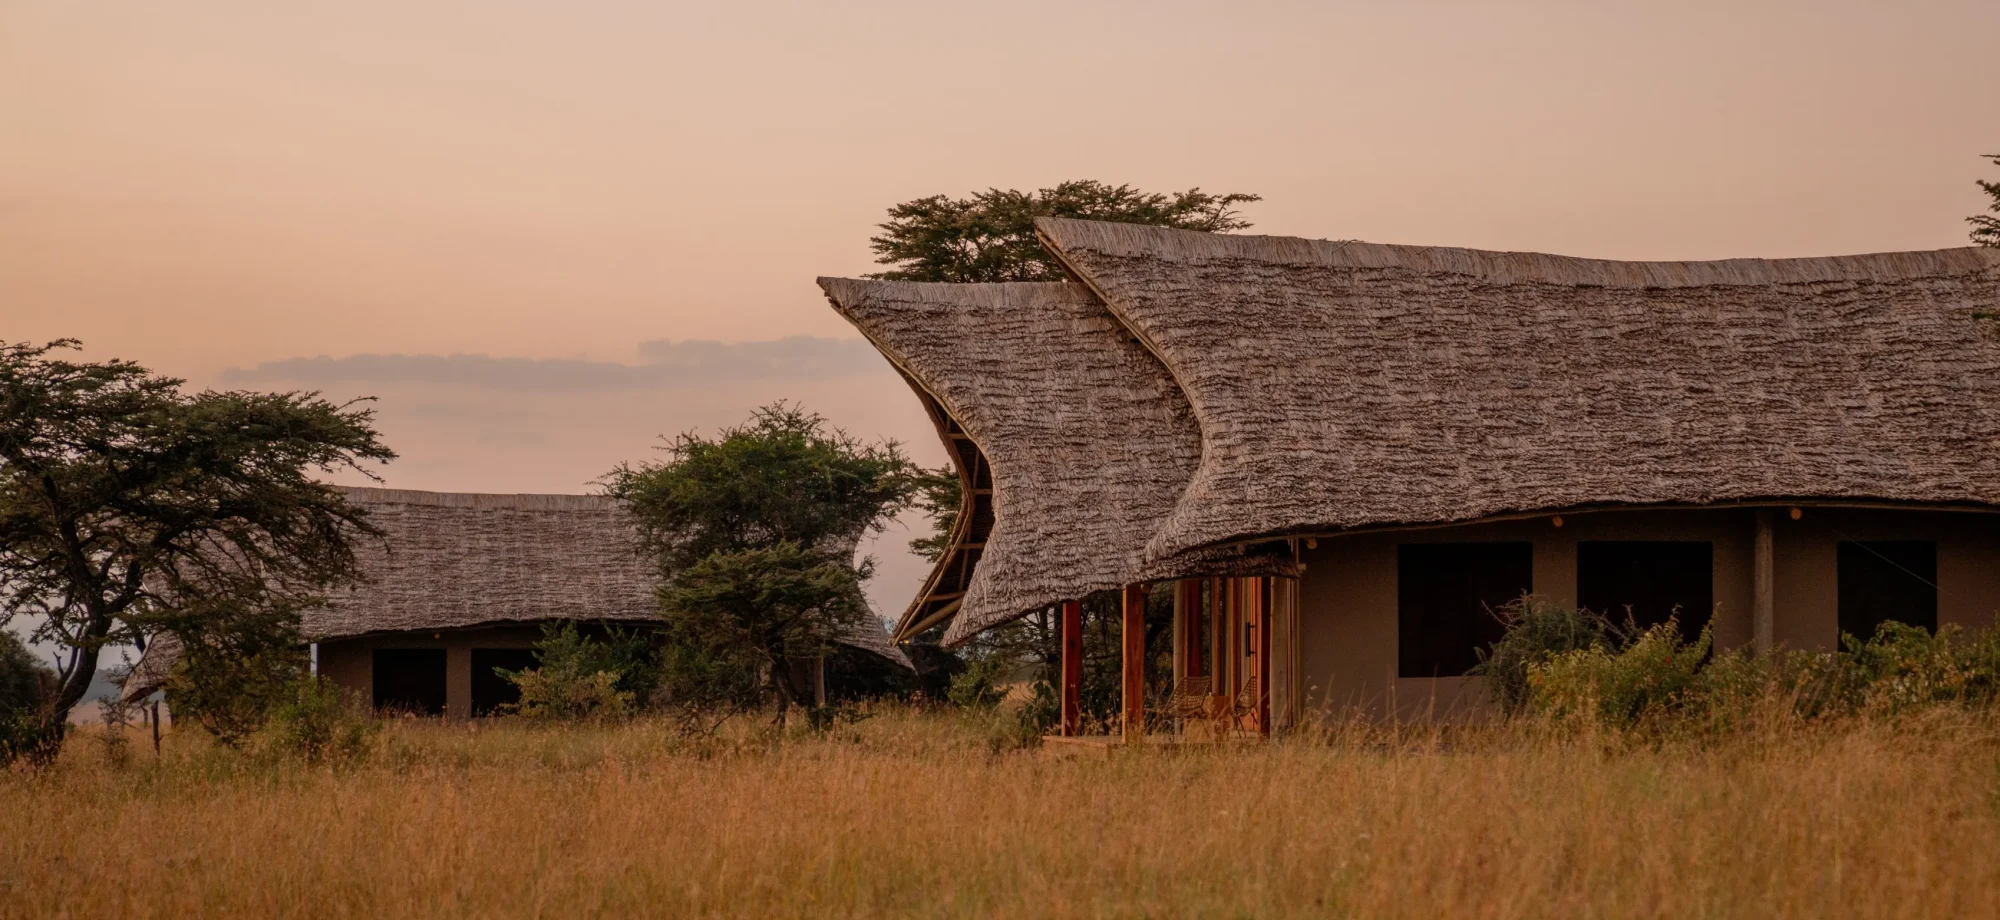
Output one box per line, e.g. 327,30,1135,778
3,0,1997,649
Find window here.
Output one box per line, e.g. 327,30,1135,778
1838,541,1937,640
1398,542,1533,677
471,648,539,716
1577,541,1713,642
372,648,447,715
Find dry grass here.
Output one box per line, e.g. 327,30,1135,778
4,707,1999,919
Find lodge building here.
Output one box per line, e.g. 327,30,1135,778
820,218,2000,736
123,487,910,716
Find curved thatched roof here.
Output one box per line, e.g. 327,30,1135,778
818,278,1294,647
1036,217,2000,558
120,487,910,700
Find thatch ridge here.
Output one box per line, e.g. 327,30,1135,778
818,278,1293,648
333,487,623,512
1036,218,2000,559
1037,217,2000,287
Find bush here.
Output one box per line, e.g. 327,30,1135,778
946,653,1011,711
1846,621,2000,714
500,624,650,722
0,630,61,766
1472,596,1614,713
650,628,763,735
507,668,631,722
1489,598,2000,735
165,609,310,747
263,678,378,764
1687,645,1848,732
1528,620,1711,731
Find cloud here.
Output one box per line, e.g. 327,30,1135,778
222,337,888,391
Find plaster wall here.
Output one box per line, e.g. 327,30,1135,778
1296,507,2000,720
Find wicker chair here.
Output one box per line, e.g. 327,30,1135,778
1167,676,1212,720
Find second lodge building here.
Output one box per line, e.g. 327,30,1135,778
820,218,2000,737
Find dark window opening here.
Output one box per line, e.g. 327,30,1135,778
1577,541,1714,643
372,648,447,715
1398,542,1533,677
1838,541,1937,640
471,648,539,716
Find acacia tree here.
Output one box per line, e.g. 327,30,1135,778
1973,154,2000,247
0,340,393,758
603,403,919,721
868,180,1259,283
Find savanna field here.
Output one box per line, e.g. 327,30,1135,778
6,706,1998,920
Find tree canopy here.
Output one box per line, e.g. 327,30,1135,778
606,403,919,574
1973,154,2000,248
867,180,1259,283
0,340,393,752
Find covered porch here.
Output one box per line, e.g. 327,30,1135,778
1045,574,1303,747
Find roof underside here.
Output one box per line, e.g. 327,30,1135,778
889,378,995,641
1036,217,2000,559
819,278,1295,648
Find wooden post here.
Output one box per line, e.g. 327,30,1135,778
1210,578,1233,719
1269,577,1299,736
812,651,827,709
1254,578,1271,737
1171,579,1188,682
1174,579,1203,680
1060,600,1083,736
1122,583,1147,744
1754,509,1776,655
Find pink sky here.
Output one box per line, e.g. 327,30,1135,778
4,0,1996,618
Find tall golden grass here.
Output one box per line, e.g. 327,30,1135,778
4,707,1997,919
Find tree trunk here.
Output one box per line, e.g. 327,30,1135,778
40,612,114,744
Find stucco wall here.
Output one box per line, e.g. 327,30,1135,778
316,625,545,720
1297,507,2000,719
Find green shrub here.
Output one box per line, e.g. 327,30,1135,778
651,628,764,736
262,678,378,764
1472,595,1614,713
1688,645,1847,732
166,618,309,748
946,653,1011,711
1527,620,1711,731
1492,599,2000,735
1846,621,2000,714
1015,678,1060,736
0,630,61,766
499,623,656,723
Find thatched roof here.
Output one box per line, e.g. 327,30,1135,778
119,487,910,700
118,632,180,704
1036,217,2000,558
308,488,659,638
818,279,1295,647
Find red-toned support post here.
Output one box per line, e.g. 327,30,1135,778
1122,583,1147,744
1255,578,1272,737
1174,579,1203,680
1060,600,1083,737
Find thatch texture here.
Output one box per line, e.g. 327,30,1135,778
118,632,181,704
118,487,910,702
309,487,659,638
1036,217,2000,558
819,279,1294,647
